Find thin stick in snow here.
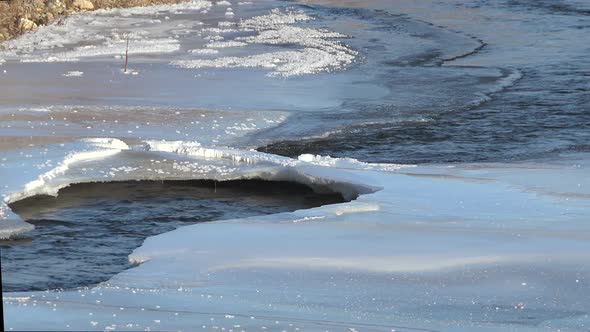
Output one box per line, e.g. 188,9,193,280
124,36,129,73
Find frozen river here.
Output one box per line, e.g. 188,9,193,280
1,0,590,331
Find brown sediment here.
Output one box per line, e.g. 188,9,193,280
0,135,145,152
0,0,189,43
0,107,218,123
0,135,75,152
0,106,220,152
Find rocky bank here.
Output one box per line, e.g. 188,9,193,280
0,0,187,42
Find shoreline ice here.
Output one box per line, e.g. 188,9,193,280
3,138,590,331
2,5,359,77
172,8,358,77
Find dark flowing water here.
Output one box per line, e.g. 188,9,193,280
1,180,344,292
258,0,590,164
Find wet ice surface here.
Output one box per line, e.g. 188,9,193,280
0,105,287,148
1,0,590,331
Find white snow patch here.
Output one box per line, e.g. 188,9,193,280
2,296,31,303
18,107,52,112
174,49,353,76
205,35,225,41
205,40,248,48
174,9,357,77
188,48,219,54
238,8,311,31
63,71,84,77
21,38,180,63
298,154,409,172
146,140,297,167
218,21,236,27
97,0,212,16
201,27,237,34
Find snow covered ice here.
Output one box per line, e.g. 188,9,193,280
172,8,358,76
3,140,590,331
2,0,590,331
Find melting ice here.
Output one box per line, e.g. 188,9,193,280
1,0,590,331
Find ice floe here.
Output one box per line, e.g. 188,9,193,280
0,138,385,238
4,138,129,204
